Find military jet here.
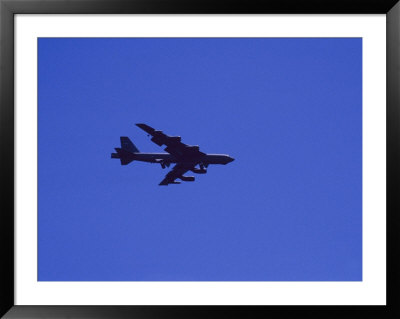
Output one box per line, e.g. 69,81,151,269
111,124,234,185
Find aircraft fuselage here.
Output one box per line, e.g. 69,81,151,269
131,153,234,165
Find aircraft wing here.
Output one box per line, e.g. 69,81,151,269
136,123,205,158
159,163,192,186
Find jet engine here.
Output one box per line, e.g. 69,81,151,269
186,145,200,151
151,134,181,146
168,136,181,143
179,176,195,182
191,168,207,174
151,136,164,146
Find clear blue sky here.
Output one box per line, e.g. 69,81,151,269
38,38,362,281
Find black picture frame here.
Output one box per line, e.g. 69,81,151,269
1,1,399,318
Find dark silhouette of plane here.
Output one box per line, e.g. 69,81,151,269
111,124,234,185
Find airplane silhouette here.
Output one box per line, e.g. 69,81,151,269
111,124,234,185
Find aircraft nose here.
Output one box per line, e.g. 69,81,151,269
228,156,235,163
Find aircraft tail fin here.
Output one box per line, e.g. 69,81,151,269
111,137,139,165
120,137,139,153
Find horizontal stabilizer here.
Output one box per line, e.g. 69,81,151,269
112,148,135,165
